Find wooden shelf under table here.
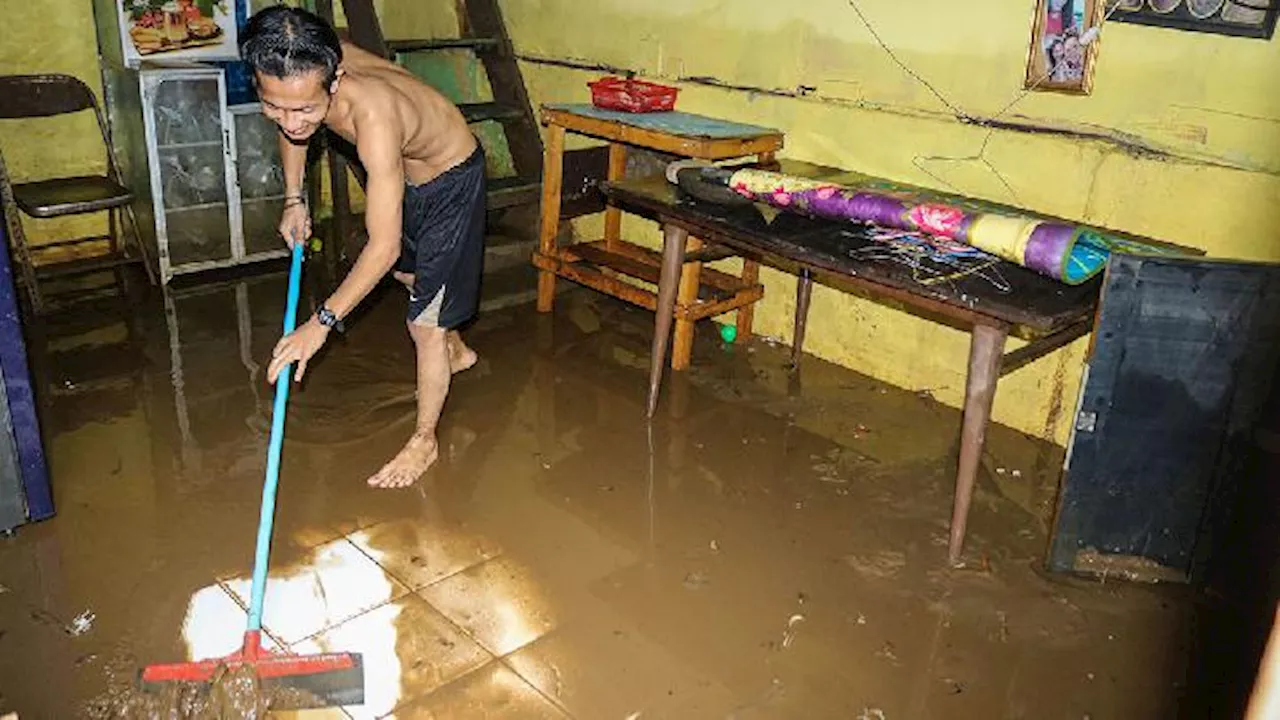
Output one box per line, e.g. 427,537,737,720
532,238,763,323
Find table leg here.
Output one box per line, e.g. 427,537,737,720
536,124,566,313
735,259,760,341
648,224,690,417
672,236,704,371
604,142,628,250
948,322,1007,566
791,269,814,368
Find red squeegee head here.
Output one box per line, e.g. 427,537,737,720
139,630,364,708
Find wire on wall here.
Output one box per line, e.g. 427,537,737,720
844,0,1125,204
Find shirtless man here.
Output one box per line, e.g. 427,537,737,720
242,6,484,488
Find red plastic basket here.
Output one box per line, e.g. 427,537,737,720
588,76,678,113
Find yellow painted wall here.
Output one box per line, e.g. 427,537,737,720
0,0,110,247
500,0,1280,445
7,0,1276,446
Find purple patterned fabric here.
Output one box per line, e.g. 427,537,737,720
1024,224,1076,279
725,168,1133,285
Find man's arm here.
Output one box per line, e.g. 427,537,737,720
277,132,312,248
266,115,403,383
280,132,307,200
319,115,404,320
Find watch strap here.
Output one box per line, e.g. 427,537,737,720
316,305,344,333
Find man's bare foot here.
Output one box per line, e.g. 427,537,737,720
450,346,478,374
448,335,478,374
367,431,439,488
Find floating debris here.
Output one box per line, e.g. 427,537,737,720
682,572,709,590
66,610,96,637
781,614,805,649
876,641,899,663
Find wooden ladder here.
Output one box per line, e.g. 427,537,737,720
314,0,543,225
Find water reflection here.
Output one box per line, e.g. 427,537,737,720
181,537,402,716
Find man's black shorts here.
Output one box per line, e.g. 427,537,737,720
396,144,486,329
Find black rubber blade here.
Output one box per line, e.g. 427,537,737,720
259,654,365,709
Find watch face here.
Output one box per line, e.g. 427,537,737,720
318,307,339,328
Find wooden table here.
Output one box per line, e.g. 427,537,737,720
533,103,784,370
605,160,1120,566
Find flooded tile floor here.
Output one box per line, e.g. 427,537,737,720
0,267,1197,718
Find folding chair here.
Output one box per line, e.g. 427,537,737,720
0,73,156,313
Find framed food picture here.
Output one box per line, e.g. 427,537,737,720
117,0,242,68
1025,0,1106,94
1107,0,1278,40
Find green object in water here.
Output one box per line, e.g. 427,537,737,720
720,324,737,343
309,237,322,253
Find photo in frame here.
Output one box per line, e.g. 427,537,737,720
116,0,243,69
1025,0,1105,94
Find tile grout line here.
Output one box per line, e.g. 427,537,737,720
216,536,413,651
282,536,508,715
279,535,418,649
344,525,507,599
240,528,560,714
495,652,579,720
376,654,576,720
339,539,568,717
212,579,291,651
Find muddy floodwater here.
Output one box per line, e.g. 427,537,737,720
0,266,1203,718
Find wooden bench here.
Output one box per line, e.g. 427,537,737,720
533,103,783,369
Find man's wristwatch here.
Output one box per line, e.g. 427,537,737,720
316,305,345,333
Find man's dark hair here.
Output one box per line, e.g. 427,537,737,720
240,6,343,87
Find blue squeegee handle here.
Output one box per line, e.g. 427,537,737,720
247,243,305,631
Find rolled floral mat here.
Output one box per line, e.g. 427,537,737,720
665,161,1186,286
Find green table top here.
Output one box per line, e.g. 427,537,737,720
544,103,782,140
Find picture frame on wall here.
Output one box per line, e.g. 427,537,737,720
116,0,243,69
1025,0,1106,95
1108,0,1278,41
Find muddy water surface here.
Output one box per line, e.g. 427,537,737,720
0,270,1192,718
